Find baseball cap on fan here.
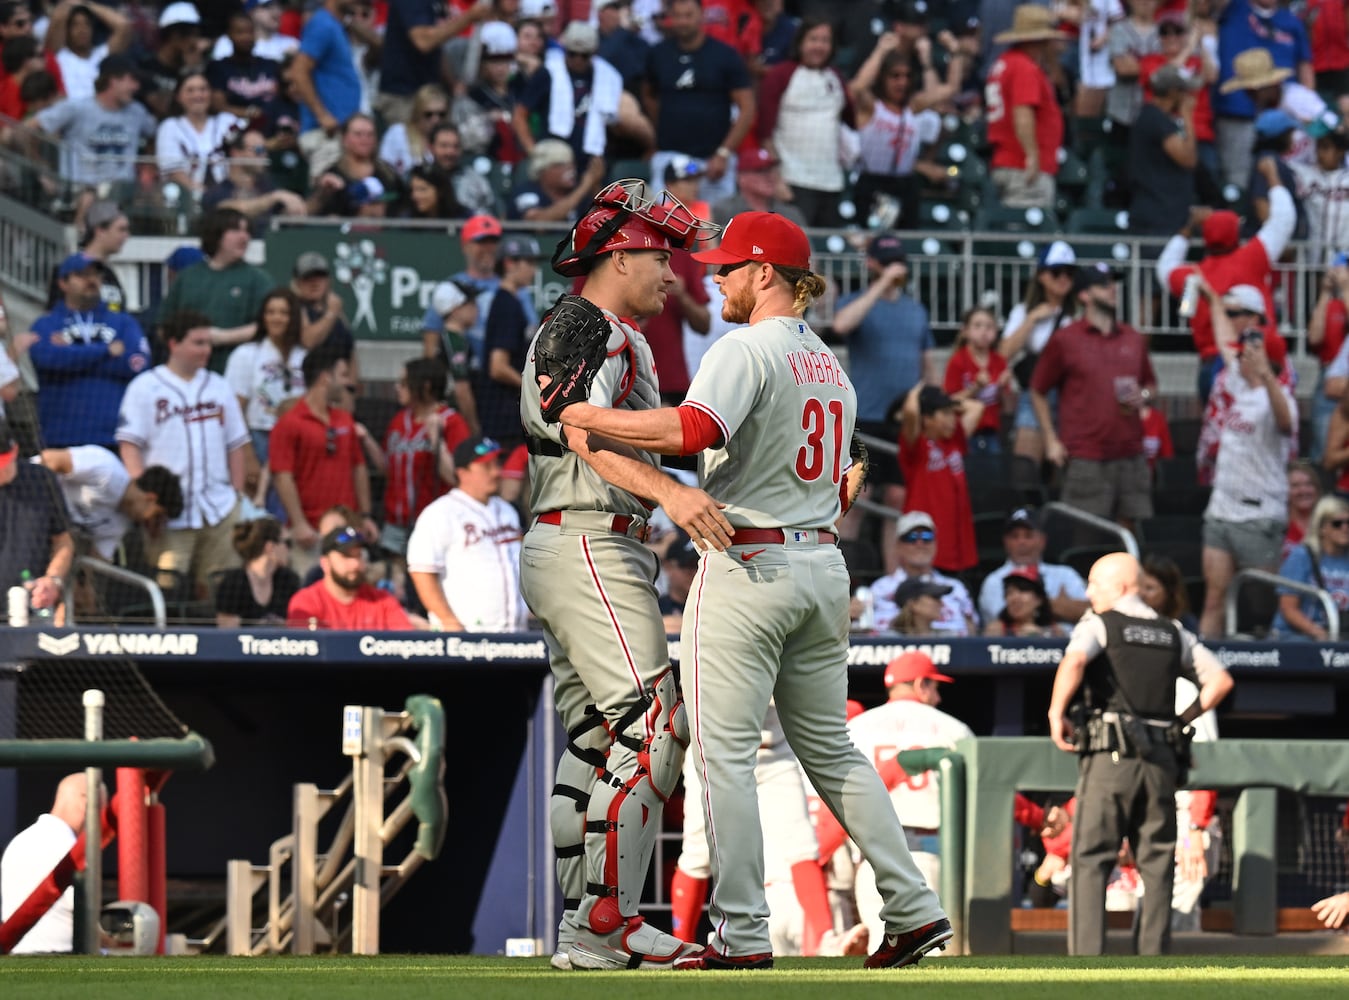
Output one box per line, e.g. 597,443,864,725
321,526,365,557
431,280,474,317
884,650,954,688
159,2,201,28
1222,284,1267,318
453,436,503,466
692,211,811,269
867,232,907,265
461,214,504,244
0,414,17,471
293,251,330,278
57,252,99,278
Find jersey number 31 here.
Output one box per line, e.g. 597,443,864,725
796,397,844,484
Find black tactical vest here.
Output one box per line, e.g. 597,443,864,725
1083,610,1187,719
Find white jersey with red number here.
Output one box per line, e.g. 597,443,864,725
847,698,974,830
406,487,526,631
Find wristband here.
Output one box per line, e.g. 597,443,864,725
715,146,732,159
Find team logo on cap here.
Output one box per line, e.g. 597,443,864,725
752,244,764,255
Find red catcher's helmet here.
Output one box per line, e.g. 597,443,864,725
551,179,718,277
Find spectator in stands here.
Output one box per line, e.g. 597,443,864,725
1283,459,1323,561
379,357,470,558
985,5,1065,210
287,524,412,629
1158,158,1294,402
0,773,100,954
269,340,376,573
1138,9,1220,182
1139,552,1198,633
755,18,853,228
710,145,806,229
378,84,450,177
155,73,240,197
1127,64,1201,238
1196,284,1296,637
1307,0,1349,100
40,445,181,564
213,0,297,64
701,0,762,67
0,2,64,96
424,280,480,431
1323,387,1349,495
426,122,497,215
289,251,355,362
0,413,72,620
157,208,274,362
377,0,487,127
597,0,651,94
1032,262,1157,531
35,52,155,190
308,113,404,218
0,320,24,422
421,213,502,376
985,565,1064,637
206,9,281,122
29,252,150,450
407,435,526,631
1249,110,1307,238
1139,392,1174,474
137,2,204,120
1291,126,1349,269
45,1,132,102
848,36,944,232
644,0,756,204
0,35,44,121
291,0,364,182
899,384,980,575
1272,495,1349,641
204,126,308,229
116,311,249,598
214,515,300,627
1213,3,1313,190
507,137,606,222
870,510,979,636
978,506,1090,625
755,0,797,69
457,20,523,164
833,232,935,516
891,576,952,637
401,161,465,220
513,20,626,170
658,527,699,632
224,288,306,473
1105,0,1160,152
476,234,540,449
43,200,128,313
944,306,1009,456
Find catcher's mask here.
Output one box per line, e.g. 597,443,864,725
551,179,719,277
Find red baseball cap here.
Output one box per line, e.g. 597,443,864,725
692,211,811,269
461,214,503,244
845,698,866,722
1202,211,1240,251
884,650,954,688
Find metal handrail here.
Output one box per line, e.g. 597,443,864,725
64,556,167,629
1225,568,1339,640
1041,501,1140,559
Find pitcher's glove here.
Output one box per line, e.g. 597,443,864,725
843,432,870,512
534,295,611,423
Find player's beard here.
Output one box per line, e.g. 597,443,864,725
721,282,755,324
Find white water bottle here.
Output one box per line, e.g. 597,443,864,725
853,586,875,632
8,586,29,627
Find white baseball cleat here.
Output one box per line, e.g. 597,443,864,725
817,923,870,957
550,949,573,971
568,916,701,970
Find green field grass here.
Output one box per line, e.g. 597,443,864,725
4,955,1349,1000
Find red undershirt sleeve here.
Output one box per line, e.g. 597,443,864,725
678,404,722,455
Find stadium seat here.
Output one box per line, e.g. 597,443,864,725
1056,151,1089,200
1169,417,1203,457
1060,544,1121,579
1067,207,1131,236
1142,539,1204,580
972,204,1060,260
1139,514,1203,546
606,158,650,185
1153,456,1211,516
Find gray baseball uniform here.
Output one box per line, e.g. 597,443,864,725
520,311,692,968
681,316,946,957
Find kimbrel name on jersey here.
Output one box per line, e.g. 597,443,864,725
848,643,952,666
358,635,548,662
38,631,200,657
786,349,848,389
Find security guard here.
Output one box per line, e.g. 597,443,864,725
1048,553,1233,955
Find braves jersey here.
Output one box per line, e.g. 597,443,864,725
683,317,853,530
382,405,470,528
406,488,526,631
51,445,131,559
116,365,248,529
223,339,306,432
848,699,974,830
523,310,661,517
1292,160,1349,265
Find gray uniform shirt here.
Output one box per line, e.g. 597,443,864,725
683,315,856,531
1066,592,1227,689
522,310,661,516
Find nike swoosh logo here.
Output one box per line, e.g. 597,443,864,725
885,935,899,948
739,549,766,561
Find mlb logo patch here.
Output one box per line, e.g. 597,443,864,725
793,531,808,543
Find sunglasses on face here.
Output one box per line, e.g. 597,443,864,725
326,426,337,455
1329,518,1349,529
422,109,448,120
1226,309,1259,319
1159,25,1186,36
717,260,754,278
900,529,935,543
1047,266,1075,279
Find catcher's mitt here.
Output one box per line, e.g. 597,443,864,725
844,433,870,513
533,295,611,423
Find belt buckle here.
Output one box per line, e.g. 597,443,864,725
636,524,650,543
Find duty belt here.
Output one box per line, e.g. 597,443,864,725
536,509,650,542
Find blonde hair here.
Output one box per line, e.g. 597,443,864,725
409,84,450,159
1309,494,1349,557
774,265,826,315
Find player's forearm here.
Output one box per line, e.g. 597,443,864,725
570,429,684,505
1048,650,1087,718
411,572,461,630
561,402,685,454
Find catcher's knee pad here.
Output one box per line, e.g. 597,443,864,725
552,706,611,908
582,670,688,924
